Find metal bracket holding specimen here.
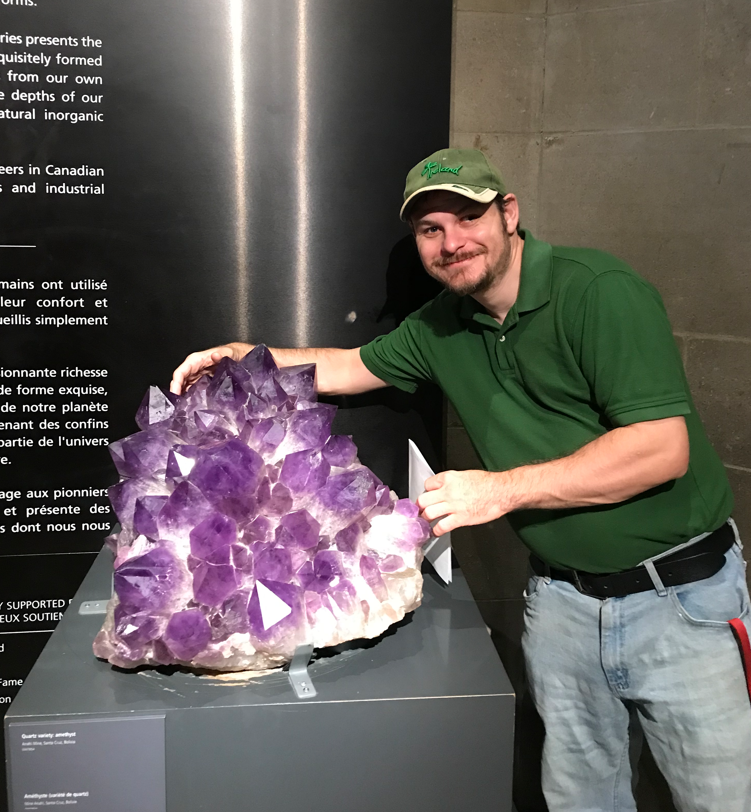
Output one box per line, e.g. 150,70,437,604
79,574,114,616
78,600,109,616
288,643,317,699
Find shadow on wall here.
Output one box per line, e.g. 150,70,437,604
326,235,445,495
377,235,443,327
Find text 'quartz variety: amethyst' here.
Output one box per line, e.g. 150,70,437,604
93,347,431,671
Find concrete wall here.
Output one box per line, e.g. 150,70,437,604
448,1,751,809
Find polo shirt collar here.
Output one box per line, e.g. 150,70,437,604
458,229,553,324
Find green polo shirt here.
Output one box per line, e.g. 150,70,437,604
360,231,733,572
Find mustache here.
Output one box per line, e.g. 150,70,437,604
432,248,487,269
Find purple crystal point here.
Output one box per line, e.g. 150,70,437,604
375,484,392,509
249,417,286,457
330,579,357,614
165,445,200,484
258,481,293,517
275,510,320,550
189,513,237,560
188,439,263,519
254,546,293,581
157,481,214,542
334,520,368,553
360,554,389,602
226,358,253,392
279,449,330,495
231,543,252,572
133,495,169,538
211,590,251,636
109,478,162,528
379,554,405,572
254,376,290,409
136,386,176,431
297,559,316,590
110,429,177,480
318,469,377,518
192,561,239,607
243,515,272,544
240,344,278,376
114,547,182,613
275,363,316,402
182,374,210,413
399,516,432,548
194,410,231,433
114,604,166,645
322,434,358,468
164,609,212,660
282,405,336,454
206,357,247,408
394,498,420,518
313,550,343,586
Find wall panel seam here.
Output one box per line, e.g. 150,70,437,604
548,0,688,18
454,125,751,137
674,332,751,345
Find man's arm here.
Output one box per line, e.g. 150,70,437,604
170,343,388,396
417,416,689,536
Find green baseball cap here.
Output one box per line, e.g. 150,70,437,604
400,148,506,220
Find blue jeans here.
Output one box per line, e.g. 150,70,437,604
522,522,751,812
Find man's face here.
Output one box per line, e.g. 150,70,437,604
410,190,511,297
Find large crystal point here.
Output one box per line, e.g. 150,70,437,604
136,386,177,431
94,345,431,671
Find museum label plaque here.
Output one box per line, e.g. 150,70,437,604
6,715,165,812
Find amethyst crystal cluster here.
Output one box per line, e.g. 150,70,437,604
93,346,431,671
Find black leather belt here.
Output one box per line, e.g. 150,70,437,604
530,521,735,599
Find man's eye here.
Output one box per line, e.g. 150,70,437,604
422,226,439,235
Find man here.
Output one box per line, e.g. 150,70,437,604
172,149,751,811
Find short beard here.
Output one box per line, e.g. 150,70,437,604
427,228,511,297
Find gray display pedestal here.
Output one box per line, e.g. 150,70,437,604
5,549,514,812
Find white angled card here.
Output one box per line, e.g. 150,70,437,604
256,581,292,630
408,439,452,584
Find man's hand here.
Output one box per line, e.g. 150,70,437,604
170,342,251,395
417,470,507,537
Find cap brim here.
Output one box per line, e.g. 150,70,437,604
400,184,499,221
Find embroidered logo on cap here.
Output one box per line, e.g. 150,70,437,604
422,161,462,179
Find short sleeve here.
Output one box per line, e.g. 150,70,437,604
571,271,690,427
359,308,433,393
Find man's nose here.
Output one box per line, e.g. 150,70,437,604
441,225,466,255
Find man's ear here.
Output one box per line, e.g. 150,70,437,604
501,193,519,234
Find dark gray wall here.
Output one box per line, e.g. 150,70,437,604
0,3,451,809
449,1,751,810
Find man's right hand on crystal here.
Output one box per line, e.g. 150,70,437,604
170,343,247,395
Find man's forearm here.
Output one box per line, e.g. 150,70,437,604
499,417,690,512
417,416,690,535
226,343,386,396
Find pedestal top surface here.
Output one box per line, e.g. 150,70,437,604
6,548,513,719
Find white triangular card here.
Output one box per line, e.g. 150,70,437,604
173,451,195,476
256,580,292,630
422,533,453,585
408,439,452,584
